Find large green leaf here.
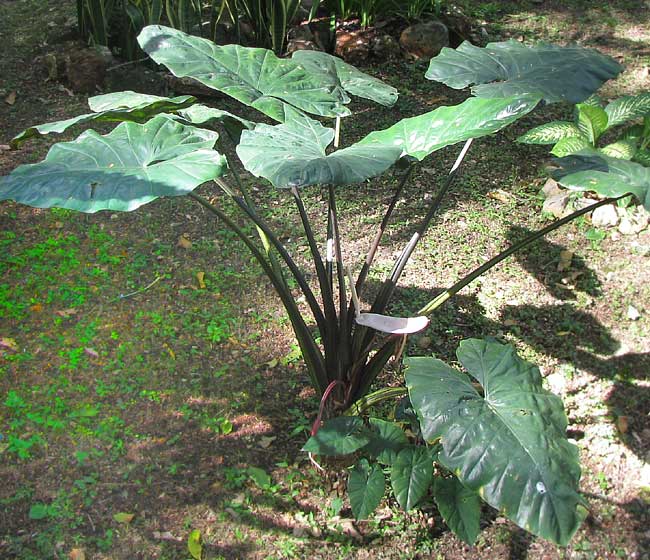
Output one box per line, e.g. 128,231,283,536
365,418,409,465
576,103,608,144
390,446,433,511
87,90,256,135
138,25,350,121
405,339,585,546
302,416,371,456
357,96,541,161
517,121,581,145
348,459,385,520
551,153,650,209
10,92,196,148
433,476,482,545
605,93,650,128
237,114,401,188
291,50,398,107
426,40,621,104
0,116,225,213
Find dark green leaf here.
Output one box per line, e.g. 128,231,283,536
433,476,481,545
390,446,433,511
551,153,650,209
364,418,409,465
517,121,581,145
302,416,371,456
237,113,401,188
138,25,349,121
426,40,621,103
405,339,586,546
292,50,398,107
633,148,650,167
0,116,226,213
10,92,196,147
357,96,540,161
348,459,385,520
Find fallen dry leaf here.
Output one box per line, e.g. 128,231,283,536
557,250,573,272
177,234,192,249
84,347,99,358
617,416,629,434
0,338,18,352
113,512,135,523
627,305,641,321
69,548,86,560
259,436,276,449
5,91,16,105
56,308,79,318
486,189,513,203
29,303,43,312
196,271,206,289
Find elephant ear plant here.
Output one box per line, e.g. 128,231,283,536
0,30,634,546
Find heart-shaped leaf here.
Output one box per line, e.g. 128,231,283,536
426,40,621,103
292,50,398,107
405,338,585,546
365,418,409,465
357,95,540,161
10,93,196,147
0,116,226,213
237,113,401,188
138,25,349,121
551,153,650,209
348,459,385,520
517,121,582,145
390,446,433,511
302,416,371,456
433,476,481,545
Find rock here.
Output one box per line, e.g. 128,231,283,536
66,48,109,93
370,33,400,60
619,209,649,235
400,20,449,59
591,203,619,228
335,30,371,64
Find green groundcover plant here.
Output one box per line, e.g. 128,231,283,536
1,32,644,546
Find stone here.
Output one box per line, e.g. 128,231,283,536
400,20,449,59
66,48,109,93
591,203,619,227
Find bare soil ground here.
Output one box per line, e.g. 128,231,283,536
1,1,649,559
